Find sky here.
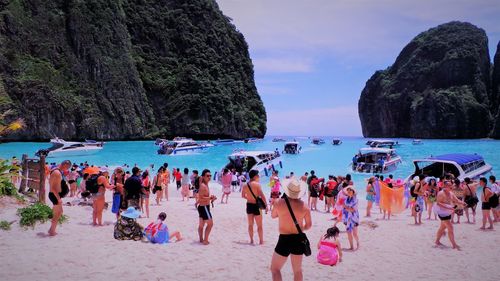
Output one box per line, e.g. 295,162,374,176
216,0,500,136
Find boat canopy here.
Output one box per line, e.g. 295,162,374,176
426,154,483,165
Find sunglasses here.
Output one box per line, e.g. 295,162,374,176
205,174,212,178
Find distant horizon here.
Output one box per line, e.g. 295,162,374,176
217,0,500,136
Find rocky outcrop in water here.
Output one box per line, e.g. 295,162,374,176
0,0,266,140
359,22,499,138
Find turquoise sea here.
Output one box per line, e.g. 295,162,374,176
1,137,498,195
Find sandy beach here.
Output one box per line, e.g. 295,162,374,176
0,182,499,281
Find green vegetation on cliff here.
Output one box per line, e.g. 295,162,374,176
359,21,496,138
0,0,266,140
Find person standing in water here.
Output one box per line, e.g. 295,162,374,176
197,169,216,245
270,178,311,281
48,160,71,236
241,170,267,245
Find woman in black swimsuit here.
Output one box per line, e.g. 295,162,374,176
48,160,72,236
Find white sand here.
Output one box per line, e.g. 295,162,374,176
1,183,499,281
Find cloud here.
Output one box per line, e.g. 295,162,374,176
253,57,314,73
266,106,361,136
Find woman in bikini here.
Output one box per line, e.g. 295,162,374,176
140,170,151,218
451,179,465,224
426,178,438,220
365,177,376,217
153,167,164,205
93,168,114,226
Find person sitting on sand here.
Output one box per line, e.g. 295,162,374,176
197,169,217,245
317,226,342,266
48,160,71,236
242,170,267,244
114,207,144,241
343,186,360,250
270,178,311,281
434,180,466,249
144,212,182,243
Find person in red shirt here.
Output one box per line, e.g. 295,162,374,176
174,168,182,191
325,176,338,213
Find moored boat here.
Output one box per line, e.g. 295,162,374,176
220,150,283,177
36,138,104,157
407,153,492,181
283,142,300,154
312,138,325,145
157,138,212,155
332,138,342,145
351,147,402,174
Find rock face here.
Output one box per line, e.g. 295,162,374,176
491,42,500,138
359,22,494,138
0,0,266,140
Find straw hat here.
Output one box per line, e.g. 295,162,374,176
121,207,141,219
345,185,356,194
282,178,307,199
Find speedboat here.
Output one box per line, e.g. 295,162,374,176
283,142,300,154
312,138,325,145
272,138,287,142
366,139,399,148
244,138,263,143
407,153,492,181
154,138,167,145
157,138,212,155
36,138,104,157
351,147,402,174
221,150,283,177
213,139,243,146
412,139,423,145
332,138,342,145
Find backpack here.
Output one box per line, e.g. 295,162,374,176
86,174,100,193
487,188,499,208
193,176,200,190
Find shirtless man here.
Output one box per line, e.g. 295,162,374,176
93,167,114,226
479,177,494,230
197,169,216,245
241,170,267,244
48,160,71,236
435,180,466,250
270,179,312,281
462,177,478,223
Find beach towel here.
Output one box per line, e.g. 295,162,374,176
317,241,338,266
332,190,347,219
374,179,381,205
379,182,405,214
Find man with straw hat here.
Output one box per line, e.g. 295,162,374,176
270,178,311,281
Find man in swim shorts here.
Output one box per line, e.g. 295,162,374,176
270,179,311,281
241,170,267,244
434,180,465,250
197,169,216,245
48,160,71,236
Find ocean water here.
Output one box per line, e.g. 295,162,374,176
1,137,498,195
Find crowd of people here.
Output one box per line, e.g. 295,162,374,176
21,158,500,281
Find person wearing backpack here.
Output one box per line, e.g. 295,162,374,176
317,226,342,266
480,177,495,230
489,176,500,222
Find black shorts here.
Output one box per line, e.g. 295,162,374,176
310,191,319,198
48,192,59,205
438,215,451,221
246,203,261,216
176,181,181,188
231,181,238,186
275,234,305,257
198,205,212,220
482,202,491,210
